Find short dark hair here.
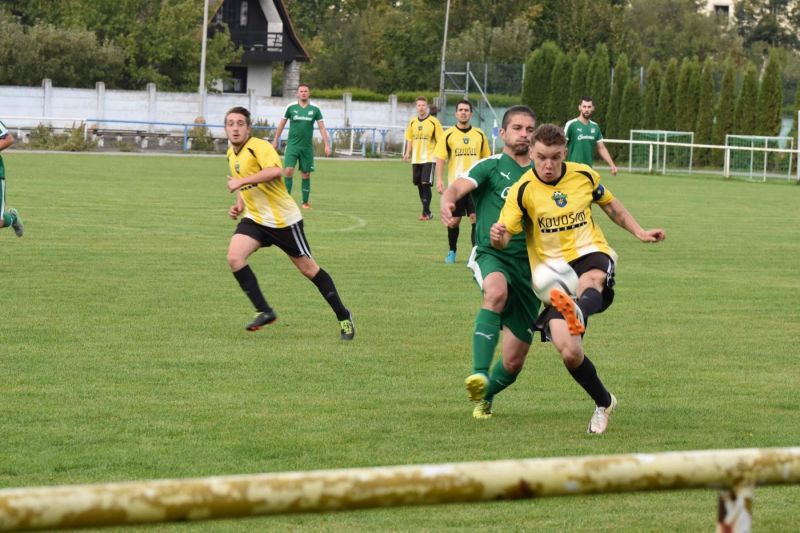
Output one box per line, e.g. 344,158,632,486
225,106,251,125
502,105,536,129
532,123,567,147
416,95,428,103
298,83,310,90
456,99,473,112
579,96,593,104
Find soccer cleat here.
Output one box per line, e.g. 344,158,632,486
550,288,585,336
588,392,617,434
302,203,312,210
444,250,456,264
464,373,488,402
418,214,427,221
424,213,434,221
339,313,355,340
472,399,493,419
245,310,277,331
8,208,23,237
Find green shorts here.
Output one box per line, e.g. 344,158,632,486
467,246,541,344
283,143,315,173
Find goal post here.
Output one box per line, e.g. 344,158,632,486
725,134,795,182
629,130,694,175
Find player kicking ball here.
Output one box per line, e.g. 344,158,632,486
223,106,354,340
491,124,665,434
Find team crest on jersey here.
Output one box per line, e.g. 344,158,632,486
418,125,423,131
463,137,469,144
235,161,240,173
591,127,596,134
552,191,568,207
308,110,313,116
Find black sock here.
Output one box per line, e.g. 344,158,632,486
232,265,271,313
311,269,349,320
448,226,459,252
578,287,604,318
417,185,425,212
470,223,476,246
567,355,611,407
421,185,432,215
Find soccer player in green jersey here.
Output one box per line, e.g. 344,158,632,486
564,96,618,175
435,100,491,264
439,105,539,419
271,84,331,209
492,124,665,433
225,107,353,340
0,120,23,237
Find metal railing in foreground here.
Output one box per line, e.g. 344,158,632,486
0,447,798,532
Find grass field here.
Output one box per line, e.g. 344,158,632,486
1,152,799,532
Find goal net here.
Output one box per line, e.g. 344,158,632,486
724,135,795,182
629,130,694,174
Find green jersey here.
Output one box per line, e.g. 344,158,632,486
564,117,603,166
462,153,531,259
0,120,8,179
283,102,323,148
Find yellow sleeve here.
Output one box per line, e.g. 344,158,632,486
256,141,283,169
479,130,491,158
592,173,615,206
434,130,449,160
405,119,414,141
433,118,445,145
497,179,526,235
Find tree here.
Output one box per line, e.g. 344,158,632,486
588,43,611,121
712,60,737,164
734,63,759,134
522,41,560,117
619,76,642,143
734,0,799,50
548,51,574,124
791,82,800,146
676,58,701,132
605,52,630,144
569,50,591,112
696,58,716,165
657,58,679,130
757,48,784,135
642,59,662,129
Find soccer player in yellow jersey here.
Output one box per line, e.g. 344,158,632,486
404,96,444,220
435,100,490,264
223,107,354,339
491,124,665,434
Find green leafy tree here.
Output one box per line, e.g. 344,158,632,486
657,58,679,130
619,76,642,144
790,82,800,147
605,52,629,144
548,51,573,124
642,59,662,129
676,58,701,132
734,0,799,50
588,43,611,122
756,48,784,135
522,41,560,117
712,60,737,164
734,63,759,134
696,58,716,165
569,50,591,113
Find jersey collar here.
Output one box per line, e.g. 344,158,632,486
533,163,567,186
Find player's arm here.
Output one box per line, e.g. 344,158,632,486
599,198,665,242
403,121,414,162
435,158,446,194
317,119,331,157
271,118,288,149
596,141,618,176
229,191,245,219
0,131,15,151
227,165,282,192
440,178,475,228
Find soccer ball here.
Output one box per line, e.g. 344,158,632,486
532,260,579,305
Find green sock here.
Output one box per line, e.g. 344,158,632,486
472,308,501,376
2,211,15,227
485,358,519,402
285,176,293,193
302,178,311,204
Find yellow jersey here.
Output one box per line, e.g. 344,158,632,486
435,125,491,186
498,162,617,269
405,115,444,164
226,136,301,228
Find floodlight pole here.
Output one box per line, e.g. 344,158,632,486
438,0,451,114
198,0,210,118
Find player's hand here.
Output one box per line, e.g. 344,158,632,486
436,180,444,194
227,175,242,193
324,144,331,157
440,201,456,228
639,228,666,243
229,204,243,220
402,153,410,162
610,165,618,176
490,223,507,244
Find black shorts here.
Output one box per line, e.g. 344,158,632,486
411,163,434,186
535,252,616,339
452,194,475,218
235,217,312,257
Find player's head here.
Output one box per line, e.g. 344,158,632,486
455,100,473,126
500,105,536,156
224,106,252,146
297,84,310,102
530,124,567,182
578,96,594,118
415,96,428,117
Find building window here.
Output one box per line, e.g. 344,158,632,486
240,1,248,27
213,9,223,25
713,4,729,22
